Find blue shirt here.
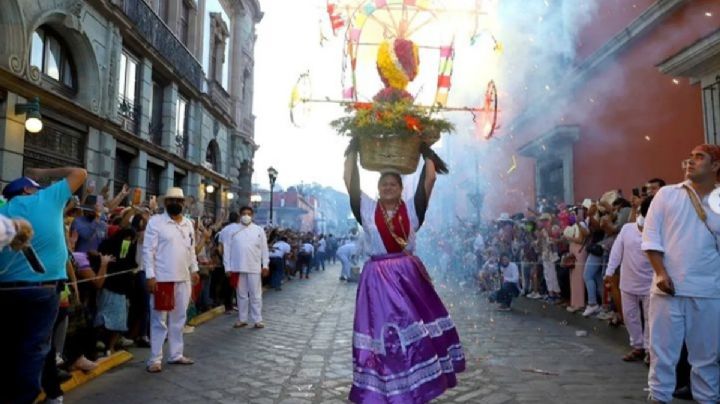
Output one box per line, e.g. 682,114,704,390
71,215,107,253
0,179,72,282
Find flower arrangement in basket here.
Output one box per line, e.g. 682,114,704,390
331,38,454,174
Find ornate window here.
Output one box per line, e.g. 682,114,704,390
146,163,162,198
208,13,229,85
149,80,164,145
30,26,76,90
157,0,169,23
175,95,189,158
180,1,190,46
206,140,219,171
118,51,140,133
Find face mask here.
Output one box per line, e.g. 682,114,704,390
240,215,252,225
166,202,183,216
637,215,645,228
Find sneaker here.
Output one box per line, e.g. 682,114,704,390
566,306,582,313
183,325,195,334
622,348,645,362
529,292,543,299
596,311,613,321
582,305,602,317
118,336,134,348
71,355,98,372
496,305,511,312
45,396,64,403
55,353,64,366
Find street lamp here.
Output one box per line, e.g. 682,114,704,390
15,97,43,133
267,166,278,225
250,194,262,209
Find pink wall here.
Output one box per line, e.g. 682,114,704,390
484,0,720,216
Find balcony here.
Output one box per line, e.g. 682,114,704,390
117,0,204,91
208,79,232,117
117,95,140,134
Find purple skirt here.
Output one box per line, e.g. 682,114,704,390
349,253,465,403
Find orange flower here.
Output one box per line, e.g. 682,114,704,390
404,115,421,132
353,102,373,110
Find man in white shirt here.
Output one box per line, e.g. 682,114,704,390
220,206,269,329
269,235,291,291
336,239,357,281
143,187,199,373
314,235,327,271
493,254,519,311
642,144,720,403
298,239,314,279
605,196,654,363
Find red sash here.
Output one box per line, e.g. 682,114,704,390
374,201,411,253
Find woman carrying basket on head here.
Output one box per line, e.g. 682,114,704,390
343,139,465,404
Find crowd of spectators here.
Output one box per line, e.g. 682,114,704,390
0,167,356,403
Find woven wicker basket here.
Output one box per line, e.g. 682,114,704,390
358,133,440,174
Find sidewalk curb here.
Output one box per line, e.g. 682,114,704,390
513,296,630,348
188,305,225,326
37,351,133,402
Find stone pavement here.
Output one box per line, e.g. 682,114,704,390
66,263,648,403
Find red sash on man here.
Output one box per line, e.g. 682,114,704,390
374,201,411,253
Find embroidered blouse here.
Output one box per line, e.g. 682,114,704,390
347,164,430,256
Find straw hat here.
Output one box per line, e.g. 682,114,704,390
163,187,185,200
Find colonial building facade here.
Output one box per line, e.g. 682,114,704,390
479,0,720,217
0,0,262,217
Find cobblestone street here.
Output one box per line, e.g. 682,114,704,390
67,263,648,403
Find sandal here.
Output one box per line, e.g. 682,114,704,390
233,321,248,328
253,322,265,329
622,348,645,362
146,362,162,373
168,356,194,365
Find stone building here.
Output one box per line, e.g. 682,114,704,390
0,0,262,218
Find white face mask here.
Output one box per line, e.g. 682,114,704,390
637,215,645,228
240,215,252,225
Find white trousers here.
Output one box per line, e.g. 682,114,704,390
621,291,649,349
542,260,560,293
237,273,262,323
648,294,720,403
338,254,351,279
148,281,191,365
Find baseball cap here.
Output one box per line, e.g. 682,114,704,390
2,177,42,200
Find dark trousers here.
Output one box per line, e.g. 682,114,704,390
298,254,312,276
0,285,59,404
269,257,284,289
496,282,520,307
41,308,68,400
313,252,326,271
127,271,149,339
